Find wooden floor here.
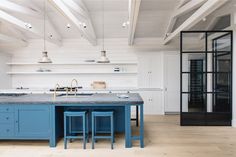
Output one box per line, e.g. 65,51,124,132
1,115,236,157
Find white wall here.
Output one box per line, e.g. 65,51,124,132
0,52,12,89
9,38,178,89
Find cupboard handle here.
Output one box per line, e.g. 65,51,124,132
6,129,10,132
6,108,9,111
16,121,18,123
6,117,9,120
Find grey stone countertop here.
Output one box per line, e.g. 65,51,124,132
0,93,143,105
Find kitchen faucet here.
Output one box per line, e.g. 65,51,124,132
53,83,60,100
70,79,78,96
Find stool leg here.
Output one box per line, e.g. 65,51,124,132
64,115,67,149
136,105,139,127
69,116,73,143
111,114,114,149
92,113,95,149
86,113,89,143
83,114,86,149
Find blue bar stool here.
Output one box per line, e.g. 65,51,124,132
64,111,89,149
91,111,114,149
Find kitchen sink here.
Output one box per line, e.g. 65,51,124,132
0,93,27,97
57,93,93,97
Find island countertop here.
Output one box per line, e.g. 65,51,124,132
0,93,143,105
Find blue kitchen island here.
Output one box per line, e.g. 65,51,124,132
0,93,144,148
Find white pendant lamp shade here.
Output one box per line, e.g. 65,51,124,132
38,0,52,64
38,51,52,63
97,0,110,63
97,50,110,63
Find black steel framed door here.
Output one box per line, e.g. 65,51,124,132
180,30,233,126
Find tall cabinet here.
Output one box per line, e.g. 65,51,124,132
138,52,164,115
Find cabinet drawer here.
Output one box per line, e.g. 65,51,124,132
0,106,14,112
0,113,14,123
0,124,14,136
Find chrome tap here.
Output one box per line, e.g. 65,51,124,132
70,79,78,95
53,83,60,100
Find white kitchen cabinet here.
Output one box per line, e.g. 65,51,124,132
138,91,164,115
138,53,163,88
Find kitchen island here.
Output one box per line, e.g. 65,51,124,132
0,93,144,148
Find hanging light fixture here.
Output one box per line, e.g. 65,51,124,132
97,0,110,63
38,0,52,63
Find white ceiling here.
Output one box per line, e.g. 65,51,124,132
0,0,235,46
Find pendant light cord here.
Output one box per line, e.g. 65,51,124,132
102,0,104,51
44,0,46,52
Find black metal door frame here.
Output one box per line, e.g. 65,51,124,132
180,30,233,126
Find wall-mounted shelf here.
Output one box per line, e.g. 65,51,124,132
6,62,138,66
7,72,138,75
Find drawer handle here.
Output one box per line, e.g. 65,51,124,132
6,108,9,111
6,117,9,120
6,129,10,132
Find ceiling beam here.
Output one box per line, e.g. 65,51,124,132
0,33,28,46
164,0,206,39
173,0,207,19
0,10,62,46
0,22,27,42
128,0,141,45
49,0,97,45
62,0,96,39
163,0,229,45
0,0,41,18
177,0,191,8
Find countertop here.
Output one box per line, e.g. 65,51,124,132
0,93,143,105
0,87,163,94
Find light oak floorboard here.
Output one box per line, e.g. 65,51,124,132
0,115,236,157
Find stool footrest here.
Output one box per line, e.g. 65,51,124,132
94,136,113,139
131,136,140,140
65,136,85,139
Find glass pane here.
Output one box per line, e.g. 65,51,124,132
182,93,205,112
182,32,206,52
207,32,231,52
182,53,205,72
213,92,230,112
182,73,205,93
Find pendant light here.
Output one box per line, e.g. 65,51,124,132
97,0,110,63
38,0,52,63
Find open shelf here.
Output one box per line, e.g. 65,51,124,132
7,72,138,75
6,62,138,66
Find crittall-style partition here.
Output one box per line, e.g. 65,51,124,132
180,31,233,126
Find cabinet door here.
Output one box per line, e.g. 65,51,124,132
15,105,50,138
138,53,163,88
138,55,150,88
164,53,180,113
139,91,164,115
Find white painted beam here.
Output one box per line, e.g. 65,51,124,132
49,0,97,45
62,0,96,39
0,10,62,46
0,0,41,18
173,0,207,19
164,0,229,44
164,0,206,39
0,33,27,46
128,0,141,45
0,22,27,42
0,0,62,46
177,0,190,9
